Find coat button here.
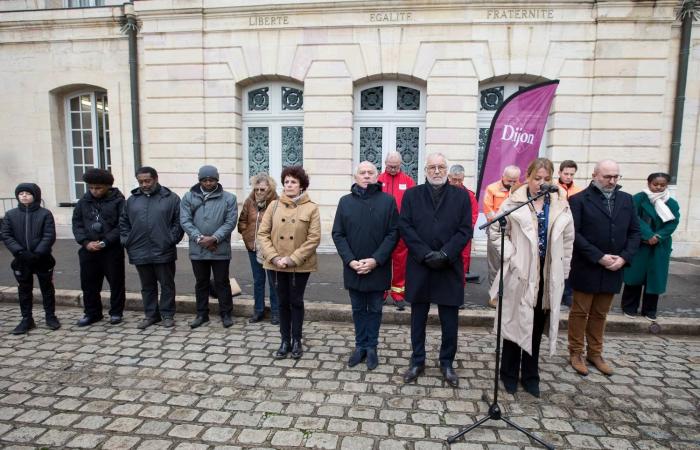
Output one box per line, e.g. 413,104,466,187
289,236,293,240
280,236,284,239
292,219,295,223
282,218,286,222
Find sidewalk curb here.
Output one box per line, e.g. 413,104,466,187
1,286,698,335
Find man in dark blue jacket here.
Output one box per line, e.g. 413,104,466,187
399,153,472,387
568,160,640,376
332,161,399,370
1,183,60,334
72,168,126,327
120,167,184,329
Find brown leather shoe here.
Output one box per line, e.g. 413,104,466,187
586,355,613,376
570,353,589,376
488,298,498,309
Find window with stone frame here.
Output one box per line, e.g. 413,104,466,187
353,81,425,182
243,83,304,190
65,91,111,200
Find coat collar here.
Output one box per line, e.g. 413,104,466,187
351,182,382,197
585,182,623,218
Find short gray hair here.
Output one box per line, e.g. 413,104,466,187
385,151,403,164
355,161,378,175
449,165,465,176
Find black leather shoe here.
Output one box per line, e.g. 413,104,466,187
248,312,264,323
347,348,367,367
109,315,123,325
502,379,517,394
403,365,424,383
270,314,280,325
366,348,378,370
13,318,36,335
77,315,102,327
274,340,291,359
46,316,61,330
190,316,209,329
222,314,233,328
441,366,459,388
522,382,540,398
137,316,161,329
291,339,303,359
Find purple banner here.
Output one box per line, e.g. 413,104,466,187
476,80,559,206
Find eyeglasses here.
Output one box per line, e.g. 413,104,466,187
254,188,267,192
426,165,447,173
601,175,622,181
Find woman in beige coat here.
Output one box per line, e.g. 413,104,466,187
257,166,321,360
489,158,574,397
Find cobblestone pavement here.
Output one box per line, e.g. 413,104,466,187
0,305,698,450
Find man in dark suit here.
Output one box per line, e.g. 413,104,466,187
568,160,640,376
399,152,473,387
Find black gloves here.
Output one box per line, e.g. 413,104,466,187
424,250,450,269
17,251,37,264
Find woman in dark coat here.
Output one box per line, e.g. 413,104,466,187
332,161,399,370
622,172,680,321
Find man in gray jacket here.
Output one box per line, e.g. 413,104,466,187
180,165,238,328
120,167,184,329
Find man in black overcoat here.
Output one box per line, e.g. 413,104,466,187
332,161,399,371
568,159,640,376
399,152,472,387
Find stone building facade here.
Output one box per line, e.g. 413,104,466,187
1,0,698,255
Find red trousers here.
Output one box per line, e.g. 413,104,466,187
386,238,408,301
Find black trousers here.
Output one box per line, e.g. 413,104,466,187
11,255,56,319
500,272,549,388
272,271,310,341
621,284,659,317
191,259,233,317
410,303,459,368
135,262,176,320
79,246,126,318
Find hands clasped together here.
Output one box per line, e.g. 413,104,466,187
349,258,377,275
598,254,626,272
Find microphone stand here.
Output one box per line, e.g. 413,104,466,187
447,188,555,450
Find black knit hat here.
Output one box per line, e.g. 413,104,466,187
83,168,114,185
15,182,41,204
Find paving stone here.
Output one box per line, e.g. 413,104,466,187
168,423,204,439
327,418,359,433
136,439,172,450
74,415,112,430
395,424,426,438
65,433,107,448
202,426,236,442
102,435,141,450
14,409,50,423
2,426,46,443
34,429,77,446
304,432,338,449
236,428,269,444
105,417,144,432
135,420,172,435
340,436,375,450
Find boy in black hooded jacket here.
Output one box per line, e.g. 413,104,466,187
0,183,60,334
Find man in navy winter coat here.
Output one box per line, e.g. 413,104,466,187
568,160,640,376
120,167,184,329
332,161,399,370
399,153,473,387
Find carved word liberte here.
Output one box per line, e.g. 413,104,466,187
369,12,413,22
487,9,554,20
249,15,289,26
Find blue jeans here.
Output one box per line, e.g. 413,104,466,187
247,251,278,315
348,289,383,350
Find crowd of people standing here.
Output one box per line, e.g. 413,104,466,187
0,152,681,396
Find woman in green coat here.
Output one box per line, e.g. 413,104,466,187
622,172,680,321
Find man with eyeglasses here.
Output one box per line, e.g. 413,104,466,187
377,151,415,310
181,165,238,329
567,159,640,377
399,152,472,387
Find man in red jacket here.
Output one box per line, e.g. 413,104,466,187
377,151,415,310
448,165,479,292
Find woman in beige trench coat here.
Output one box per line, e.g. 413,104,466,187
489,158,574,397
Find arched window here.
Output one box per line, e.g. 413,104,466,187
353,81,425,182
65,91,110,199
242,82,304,187
477,81,549,179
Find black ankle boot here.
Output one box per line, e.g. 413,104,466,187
291,339,303,359
274,340,291,359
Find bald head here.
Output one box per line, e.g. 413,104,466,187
592,159,620,192
355,160,379,188
385,152,403,176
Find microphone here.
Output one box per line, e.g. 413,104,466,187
538,183,559,194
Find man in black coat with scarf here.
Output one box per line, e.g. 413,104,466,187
568,159,640,377
332,161,399,370
399,152,473,387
